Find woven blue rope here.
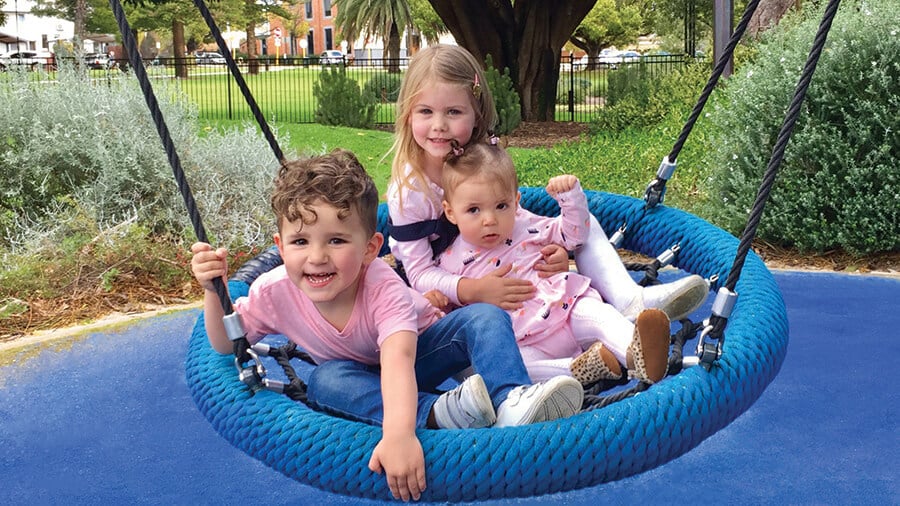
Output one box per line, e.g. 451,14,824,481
185,189,788,501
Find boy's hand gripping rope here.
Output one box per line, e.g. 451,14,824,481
108,0,286,393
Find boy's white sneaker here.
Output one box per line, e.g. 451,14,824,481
495,376,583,427
432,373,496,429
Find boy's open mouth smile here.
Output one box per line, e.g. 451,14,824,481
304,272,335,287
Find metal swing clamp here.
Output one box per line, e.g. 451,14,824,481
695,286,738,369
655,243,680,267
643,156,677,208
224,312,269,393
609,224,627,248
249,343,289,394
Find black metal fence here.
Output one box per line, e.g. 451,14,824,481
61,53,694,125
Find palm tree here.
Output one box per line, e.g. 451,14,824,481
334,0,412,72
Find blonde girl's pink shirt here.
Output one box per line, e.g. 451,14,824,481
436,182,593,356
387,164,465,305
233,259,442,365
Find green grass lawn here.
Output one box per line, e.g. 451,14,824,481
197,118,707,213
175,65,399,125
200,119,397,195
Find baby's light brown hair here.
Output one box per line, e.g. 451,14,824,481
442,141,518,202
271,149,378,236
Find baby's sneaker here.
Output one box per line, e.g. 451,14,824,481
626,309,671,384
570,342,623,386
432,373,496,429
494,376,583,427
624,274,709,321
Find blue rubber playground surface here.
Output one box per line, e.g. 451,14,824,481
2,270,898,505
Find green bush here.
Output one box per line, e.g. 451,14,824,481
363,72,403,103
313,66,378,128
607,64,653,107
590,61,709,132
484,54,521,135
702,0,899,255
556,77,593,106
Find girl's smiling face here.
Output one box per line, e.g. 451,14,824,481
409,81,477,180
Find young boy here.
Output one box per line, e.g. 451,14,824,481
190,149,583,502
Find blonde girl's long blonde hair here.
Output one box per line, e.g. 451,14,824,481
389,44,498,210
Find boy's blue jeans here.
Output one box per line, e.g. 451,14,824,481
306,303,531,428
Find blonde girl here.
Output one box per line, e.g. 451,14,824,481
387,44,708,323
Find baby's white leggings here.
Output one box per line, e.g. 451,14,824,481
520,295,633,382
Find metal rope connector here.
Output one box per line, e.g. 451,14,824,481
261,378,286,394
695,287,739,369
643,157,677,208
234,346,267,393
223,312,268,392
710,286,738,319
655,243,680,267
609,224,627,248
223,312,246,342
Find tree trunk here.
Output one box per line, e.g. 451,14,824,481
748,0,799,37
73,0,86,55
429,0,595,121
245,0,260,75
173,19,187,79
386,21,401,73
246,25,259,75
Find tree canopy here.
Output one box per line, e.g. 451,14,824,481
569,0,642,62
335,0,411,71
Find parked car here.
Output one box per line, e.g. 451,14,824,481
572,55,589,70
618,50,643,63
84,53,111,69
0,50,54,71
319,50,345,65
195,52,226,64
598,49,642,68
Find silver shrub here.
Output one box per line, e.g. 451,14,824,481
1,67,285,255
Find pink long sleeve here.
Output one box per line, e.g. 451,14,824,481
386,177,465,305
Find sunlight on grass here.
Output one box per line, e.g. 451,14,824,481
200,119,395,196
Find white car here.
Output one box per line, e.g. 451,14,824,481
196,52,226,64
319,50,345,65
0,50,54,71
599,49,642,68
84,53,111,69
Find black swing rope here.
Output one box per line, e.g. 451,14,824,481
616,0,841,368
107,0,297,397
108,0,838,405
643,0,765,208
702,0,843,351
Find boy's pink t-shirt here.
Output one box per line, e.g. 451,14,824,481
234,259,442,365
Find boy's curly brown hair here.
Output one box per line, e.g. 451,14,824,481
271,149,379,236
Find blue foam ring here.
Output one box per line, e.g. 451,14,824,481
186,189,788,501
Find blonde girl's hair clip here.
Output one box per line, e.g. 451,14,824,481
472,74,482,100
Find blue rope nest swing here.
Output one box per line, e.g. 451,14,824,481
184,189,788,501
106,0,846,498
